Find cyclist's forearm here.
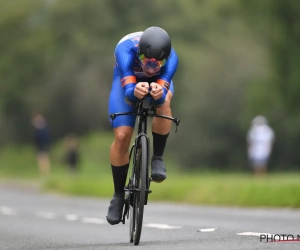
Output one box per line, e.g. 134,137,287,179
124,84,137,104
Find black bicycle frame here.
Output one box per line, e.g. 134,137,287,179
110,97,180,217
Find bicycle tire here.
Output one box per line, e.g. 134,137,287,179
129,204,135,243
128,144,135,243
132,136,148,245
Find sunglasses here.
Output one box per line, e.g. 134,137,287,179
138,54,167,69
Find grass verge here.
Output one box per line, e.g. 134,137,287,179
1,131,300,208
42,171,300,208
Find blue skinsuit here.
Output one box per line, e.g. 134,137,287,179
108,31,179,128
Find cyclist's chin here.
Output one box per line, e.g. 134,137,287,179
142,67,160,77
143,71,156,77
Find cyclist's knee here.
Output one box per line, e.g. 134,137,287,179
164,90,173,104
156,91,172,114
113,127,133,150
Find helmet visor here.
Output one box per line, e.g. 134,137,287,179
138,54,167,69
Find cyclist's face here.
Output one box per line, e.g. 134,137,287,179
141,64,160,77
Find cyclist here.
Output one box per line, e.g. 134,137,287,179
106,26,179,225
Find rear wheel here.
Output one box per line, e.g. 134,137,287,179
132,136,148,245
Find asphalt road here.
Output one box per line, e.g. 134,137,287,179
1,183,300,250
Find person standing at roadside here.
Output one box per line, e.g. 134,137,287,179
32,113,51,176
247,115,275,176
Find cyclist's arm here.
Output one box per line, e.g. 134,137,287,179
115,41,138,104
155,49,179,105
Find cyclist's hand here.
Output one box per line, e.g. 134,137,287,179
134,82,149,99
150,82,163,100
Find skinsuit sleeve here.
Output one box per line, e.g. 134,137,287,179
114,38,139,104
155,48,179,105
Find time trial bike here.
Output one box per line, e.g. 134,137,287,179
110,95,180,245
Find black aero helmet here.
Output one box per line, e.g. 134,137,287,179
138,26,171,60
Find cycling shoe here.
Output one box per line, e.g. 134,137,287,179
106,193,125,225
151,156,166,183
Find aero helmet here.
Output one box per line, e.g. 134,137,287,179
138,26,171,61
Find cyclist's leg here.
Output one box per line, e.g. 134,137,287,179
152,82,174,134
107,70,136,225
151,81,174,182
110,127,134,167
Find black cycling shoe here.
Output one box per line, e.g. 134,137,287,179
106,193,125,225
151,156,166,183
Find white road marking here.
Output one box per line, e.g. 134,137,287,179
1,205,187,230
197,228,217,232
237,232,283,239
144,223,181,229
65,214,79,221
36,212,57,219
237,232,273,237
0,206,18,216
81,217,106,224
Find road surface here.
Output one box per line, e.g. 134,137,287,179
1,183,300,250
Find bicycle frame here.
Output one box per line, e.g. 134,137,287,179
110,96,180,245
110,97,180,199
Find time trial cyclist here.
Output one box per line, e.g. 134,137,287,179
106,26,179,225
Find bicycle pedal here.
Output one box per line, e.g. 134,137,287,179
122,205,129,224
124,190,131,204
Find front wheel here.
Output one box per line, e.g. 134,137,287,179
128,144,136,243
132,136,148,245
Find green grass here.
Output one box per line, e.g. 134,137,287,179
0,145,38,178
1,130,300,208
42,171,300,208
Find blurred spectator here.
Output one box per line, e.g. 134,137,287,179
32,113,51,176
247,115,275,176
64,134,80,174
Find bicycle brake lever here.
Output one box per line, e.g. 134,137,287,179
174,118,180,133
110,114,116,120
